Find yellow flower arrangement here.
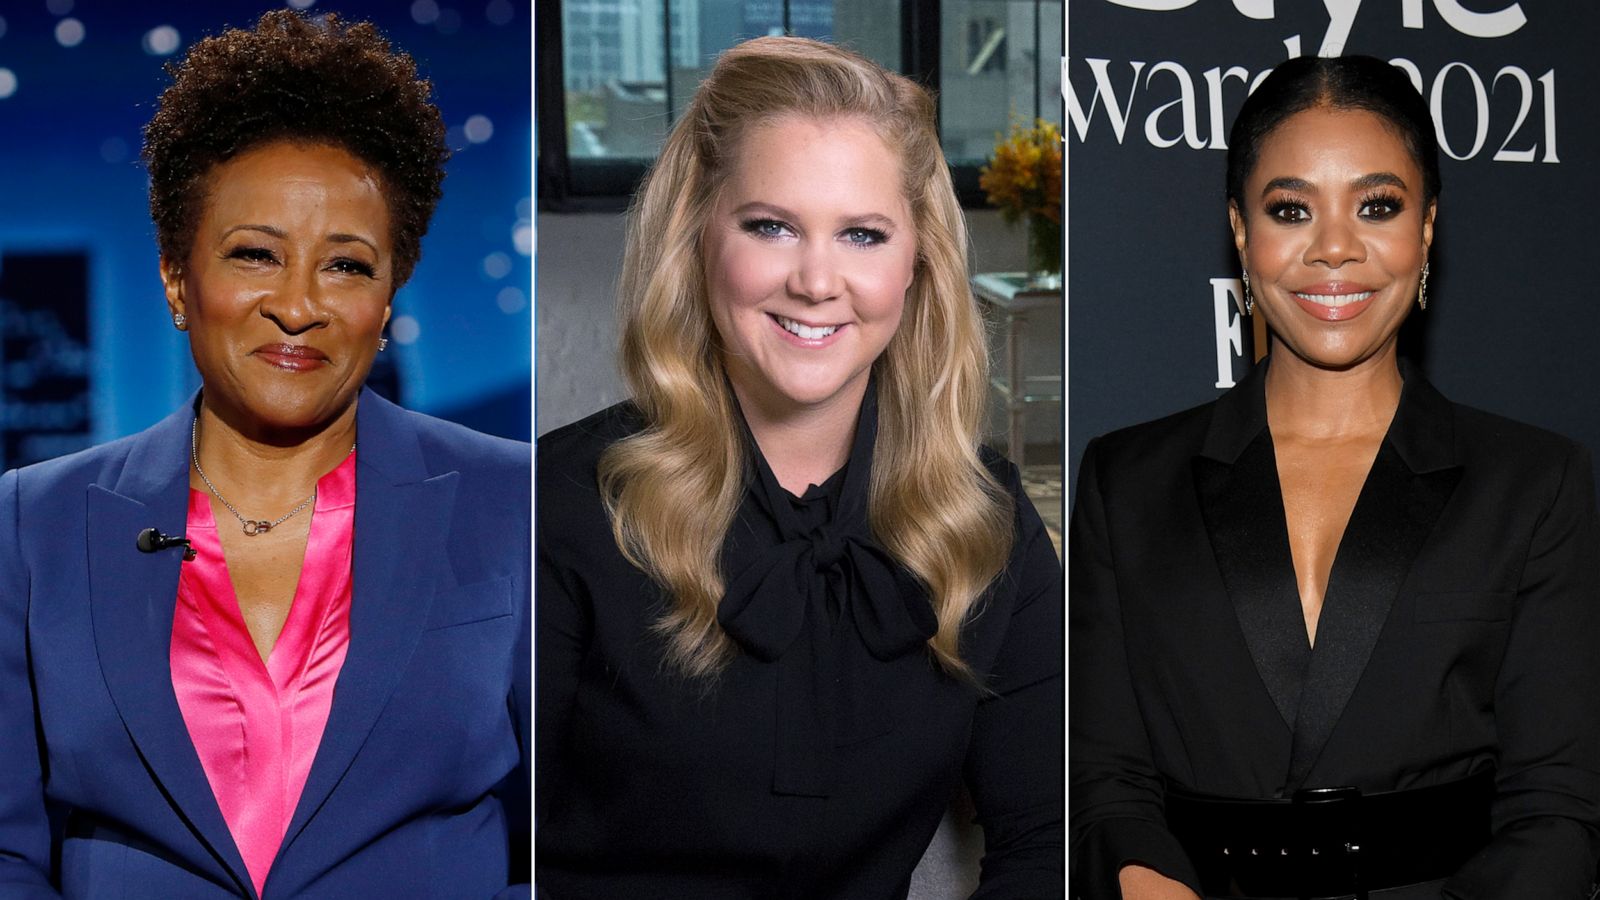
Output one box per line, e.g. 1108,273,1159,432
980,118,1063,277
979,119,1063,224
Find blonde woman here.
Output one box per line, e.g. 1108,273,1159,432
536,37,1062,897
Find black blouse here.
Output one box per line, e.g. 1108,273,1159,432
535,389,1063,898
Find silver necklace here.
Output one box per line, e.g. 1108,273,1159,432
190,420,351,536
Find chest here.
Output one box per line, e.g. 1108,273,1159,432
1273,433,1385,642
1106,443,1530,790
214,515,312,660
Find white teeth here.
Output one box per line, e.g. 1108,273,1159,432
776,316,839,340
1295,291,1374,307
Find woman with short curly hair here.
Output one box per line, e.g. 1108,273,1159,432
0,11,529,898
537,36,1063,896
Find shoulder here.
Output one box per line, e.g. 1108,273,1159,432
1445,401,1591,503
1088,399,1215,463
6,429,148,507
536,402,644,492
1448,402,1585,463
1075,398,1219,496
399,405,531,484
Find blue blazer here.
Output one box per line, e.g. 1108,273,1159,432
0,389,531,899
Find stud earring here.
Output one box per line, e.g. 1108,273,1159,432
1240,270,1254,316
378,337,389,352
1417,262,1430,311
172,313,187,331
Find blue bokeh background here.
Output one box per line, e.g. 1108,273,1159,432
0,0,530,467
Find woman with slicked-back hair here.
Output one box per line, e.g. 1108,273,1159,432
1071,55,1600,900
537,36,1063,897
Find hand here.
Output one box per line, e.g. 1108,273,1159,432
1118,864,1203,900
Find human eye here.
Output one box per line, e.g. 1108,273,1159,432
1264,198,1310,224
841,227,889,247
327,257,377,278
1358,192,1405,220
225,245,279,264
740,218,793,241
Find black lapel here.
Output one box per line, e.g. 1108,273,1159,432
1285,371,1461,790
1194,431,1310,733
1193,363,1308,737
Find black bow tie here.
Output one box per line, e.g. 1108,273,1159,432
717,383,936,797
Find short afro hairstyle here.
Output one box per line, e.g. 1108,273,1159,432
143,9,448,287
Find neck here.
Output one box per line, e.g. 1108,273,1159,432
1264,341,1403,442
192,395,358,513
734,379,866,496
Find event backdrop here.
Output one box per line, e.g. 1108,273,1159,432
1068,1,1600,496
0,0,530,471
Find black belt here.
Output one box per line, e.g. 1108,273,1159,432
1164,768,1494,899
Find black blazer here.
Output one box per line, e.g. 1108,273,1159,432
1069,362,1600,899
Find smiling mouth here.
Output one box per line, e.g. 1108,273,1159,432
1294,291,1374,307
774,314,840,340
251,343,330,371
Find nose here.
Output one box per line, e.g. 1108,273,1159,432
258,261,328,334
1303,214,1366,268
786,240,844,303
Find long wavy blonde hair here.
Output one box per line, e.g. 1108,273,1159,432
598,36,1014,680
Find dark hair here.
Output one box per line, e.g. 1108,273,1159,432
1226,55,1441,210
142,10,448,287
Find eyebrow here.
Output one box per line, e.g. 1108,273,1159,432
1260,172,1410,197
221,224,380,254
729,201,899,231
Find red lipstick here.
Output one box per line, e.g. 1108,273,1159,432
251,343,329,372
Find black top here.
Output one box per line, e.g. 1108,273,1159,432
536,388,1064,899
1069,362,1600,899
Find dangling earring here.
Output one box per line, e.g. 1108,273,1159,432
1417,262,1430,310
378,337,389,352
1240,270,1254,316
172,313,187,331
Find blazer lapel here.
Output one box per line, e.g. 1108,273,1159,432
1193,362,1308,744
1285,371,1461,791
1194,433,1310,734
277,389,458,859
87,398,256,897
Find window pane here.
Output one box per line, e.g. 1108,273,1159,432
668,1,902,119
561,2,903,160
563,0,670,161
939,0,1062,165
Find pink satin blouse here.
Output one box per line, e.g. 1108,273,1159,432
170,452,356,896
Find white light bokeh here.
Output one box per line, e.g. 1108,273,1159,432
512,222,533,257
464,114,493,143
486,0,514,26
46,0,73,16
55,18,85,48
515,197,531,220
143,25,180,56
0,16,9,40
288,0,318,9
0,69,16,100
482,251,512,280
411,0,440,25
496,286,526,315
390,315,422,346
